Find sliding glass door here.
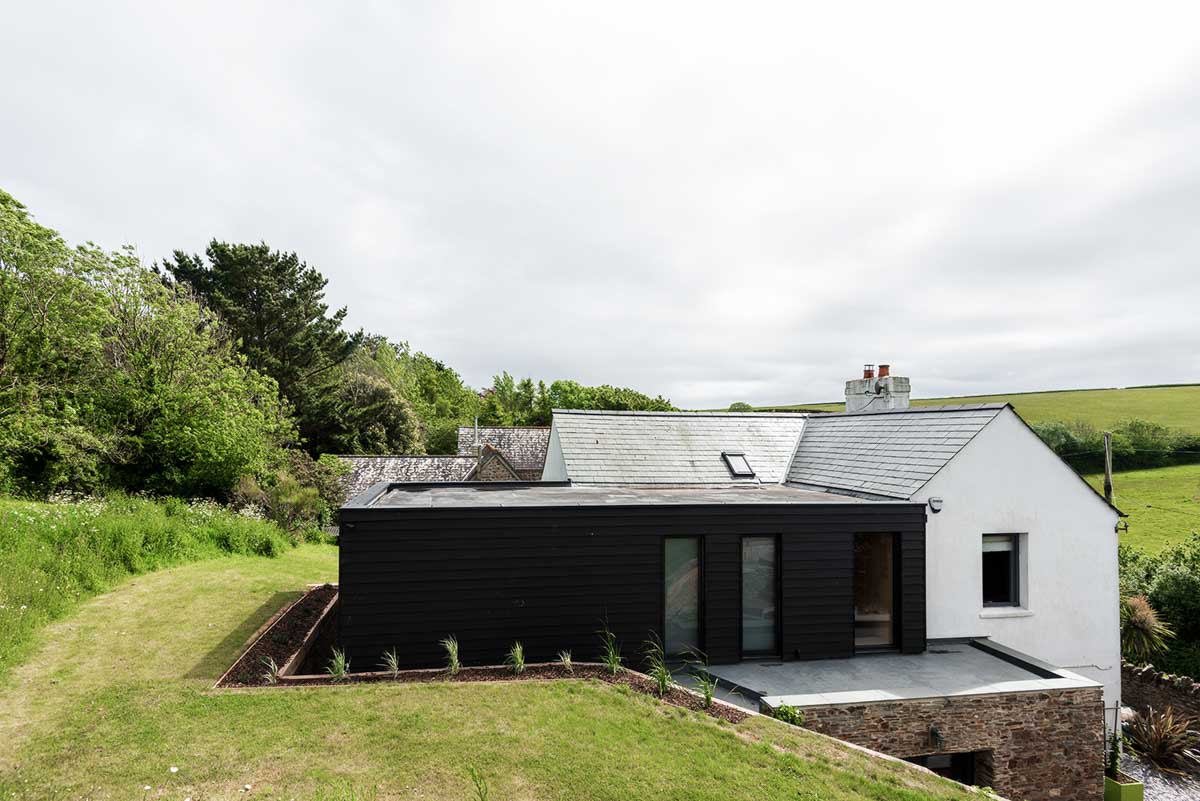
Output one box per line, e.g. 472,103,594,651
664,537,700,654
741,536,778,656
854,533,896,650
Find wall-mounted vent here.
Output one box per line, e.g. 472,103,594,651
722,451,755,478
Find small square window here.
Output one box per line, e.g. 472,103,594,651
982,534,1020,606
722,451,755,477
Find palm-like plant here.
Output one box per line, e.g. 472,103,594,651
440,635,461,676
505,641,526,674
1121,595,1175,665
379,647,400,679
1125,706,1200,773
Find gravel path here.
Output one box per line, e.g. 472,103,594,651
1121,752,1200,801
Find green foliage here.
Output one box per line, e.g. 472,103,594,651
728,402,753,412
0,495,289,679
556,649,572,673
477,374,677,428
326,648,350,682
1106,729,1122,778
597,625,623,676
772,704,805,726
380,647,401,678
0,189,291,498
1124,706,1200,772
688,649,717,708
467,766,489,801
261,655,280,685
163,240,361,455
642,631,672,696
505,641,526,674
1121,595,1175,664
1032,418,1200,472
1156,640,1200,680
441,635,461,675
1149,565,1200,642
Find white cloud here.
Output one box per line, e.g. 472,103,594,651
3,1,1199,407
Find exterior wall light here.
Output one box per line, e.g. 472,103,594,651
928,497,944,514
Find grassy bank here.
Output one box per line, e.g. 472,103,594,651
1085,463,1200,553
761,384,1200,432
0,495,290,680
0,545,976,800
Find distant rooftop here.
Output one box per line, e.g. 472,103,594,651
550,408,807,486
338,455,476,501
455,426,550,470
358,482,898,510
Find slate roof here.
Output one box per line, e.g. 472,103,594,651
456,426,550,470
339,455,477,502
550,410,807,485
785,404,1007,499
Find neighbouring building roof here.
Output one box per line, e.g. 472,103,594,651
549,410,807,485
456,426,550,470
339,455,477,501
785,404,1007,499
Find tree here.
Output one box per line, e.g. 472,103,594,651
728,401,753,412
163,242,361,453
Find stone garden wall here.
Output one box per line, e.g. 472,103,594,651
1122,662,1200,721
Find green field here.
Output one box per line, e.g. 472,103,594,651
760,384,1200,432
0,512,976,800
1085,463,1200,553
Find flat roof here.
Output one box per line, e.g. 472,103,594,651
357,481,914,510
706,639,1100,709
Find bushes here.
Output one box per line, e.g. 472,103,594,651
1122,533,1200,680
1149,565,1200,642
0,494,291,678
1031,418,1200,473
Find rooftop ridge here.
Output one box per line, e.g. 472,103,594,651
816,402,1010,418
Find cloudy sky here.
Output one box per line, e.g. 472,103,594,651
3,3,1200,408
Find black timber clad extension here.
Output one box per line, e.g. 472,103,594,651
338,502,927,669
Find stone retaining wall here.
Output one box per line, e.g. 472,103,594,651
797,687,1104,801
1122,662,1200,720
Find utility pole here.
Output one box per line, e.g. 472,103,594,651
1103,431,1113,504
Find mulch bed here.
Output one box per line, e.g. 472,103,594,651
217,584,337,687
215,586,747,724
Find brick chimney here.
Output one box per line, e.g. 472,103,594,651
845,363,911,413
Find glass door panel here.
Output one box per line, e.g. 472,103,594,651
741,536,778,655
664,537,700,654
854,533,895,650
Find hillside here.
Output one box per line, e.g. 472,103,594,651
1085,463,1200,553
758,384,1200,432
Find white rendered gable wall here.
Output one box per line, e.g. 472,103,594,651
915,408,1121,715
541,425,567,481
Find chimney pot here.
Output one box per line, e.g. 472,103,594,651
878,364,890,378
863,364,875,379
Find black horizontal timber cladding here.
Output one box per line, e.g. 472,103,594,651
339,501,926,669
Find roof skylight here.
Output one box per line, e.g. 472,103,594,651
722,451,755,478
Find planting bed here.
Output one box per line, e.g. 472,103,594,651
216,584,747,724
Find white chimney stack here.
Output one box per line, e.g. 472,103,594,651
845,363,911,413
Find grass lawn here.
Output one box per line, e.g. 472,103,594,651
759,384,1200,432
1085,463,1200,553
0,545,977,801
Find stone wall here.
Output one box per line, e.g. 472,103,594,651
796,687,1104,801
1122,662,1200,720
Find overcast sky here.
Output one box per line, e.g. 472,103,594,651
4,3,1200,408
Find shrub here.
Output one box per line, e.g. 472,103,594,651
1124,706,1200,772
379,647,400,678
597,625,623,676
728,402,754,412
1156,641,1200,681
642,632,672,696
1106,729,1122,778
1121,595,1175,664
326,648,350,682
441,635,460,676
556,649,572,673
505,641,526,675
1149,565,1200,642
773,704,805,726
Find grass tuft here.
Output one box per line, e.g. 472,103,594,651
260,655,280,685
505,641,526,674
687,648,717,708
642,631,672,696
379,647,400,678
326,648,350,682
468,765,489,801
441,635,461,676
597,624,623,676
556,649,573,673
